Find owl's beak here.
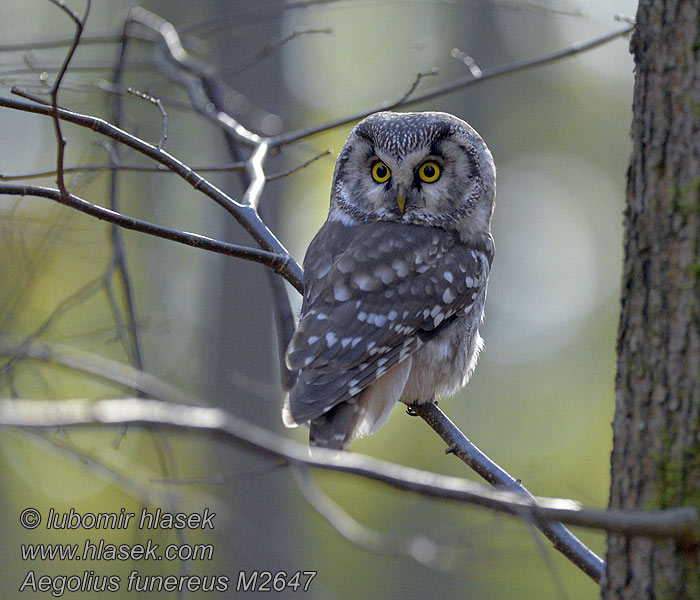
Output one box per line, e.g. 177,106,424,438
397,190,406,213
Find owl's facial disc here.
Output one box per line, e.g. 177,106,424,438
329,111,495,233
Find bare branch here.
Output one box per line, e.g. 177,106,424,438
0,337,197,405
0,184,294,278
0,397,697,552
410,401,604,582
0,96,303,291
271,23,635,147
47,0,91,197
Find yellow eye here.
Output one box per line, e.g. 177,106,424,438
418,161,441,183
371,161,391,183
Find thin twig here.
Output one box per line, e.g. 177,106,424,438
224,28,333,77
47,0,91,197
0,152,332,182
0,162,248,181
266,149,332,181
127,87,168,151
293,466,461,572
398,67,439,104
271,23,635,147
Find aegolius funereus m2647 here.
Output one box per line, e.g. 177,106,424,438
283,111,495,450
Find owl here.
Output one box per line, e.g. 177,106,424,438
283,111,495,450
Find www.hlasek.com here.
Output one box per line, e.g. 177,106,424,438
18,507,317,596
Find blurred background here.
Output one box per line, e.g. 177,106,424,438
0,0,636,598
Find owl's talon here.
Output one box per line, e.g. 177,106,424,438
405,406,418,417
445,444,458,455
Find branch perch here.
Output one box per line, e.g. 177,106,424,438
0,398,696,554
410,401,605,581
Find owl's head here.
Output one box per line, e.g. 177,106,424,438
329,111,495,238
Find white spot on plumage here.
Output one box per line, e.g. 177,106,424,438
388,310,398,321
376,366,387,377
377,357,388,367
352,337,362,347
307,335,319,345
326,332,338,347
442,288,455,303
334,281,351,301
317,312,328,320
391,259,409,277
304,356,313,366
354,273,378,291
444,271,453,283
430,305,442,318
433,313,445,327
341,337,352,348
349,378,360,387
375,265,396,284
465,276,474,287
357,311,367,322
349,386,362,396
374,314,388,327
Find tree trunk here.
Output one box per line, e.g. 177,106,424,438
603,1,700,598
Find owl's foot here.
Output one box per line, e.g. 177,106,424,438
405,406,418,416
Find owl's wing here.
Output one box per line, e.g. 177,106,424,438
285,219,492,423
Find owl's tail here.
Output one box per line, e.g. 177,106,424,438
308,401,362,450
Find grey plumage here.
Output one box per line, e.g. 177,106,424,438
283,111,496,450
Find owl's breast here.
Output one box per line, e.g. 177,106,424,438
399,305,485,405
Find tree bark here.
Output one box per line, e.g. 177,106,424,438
603,1,700,598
